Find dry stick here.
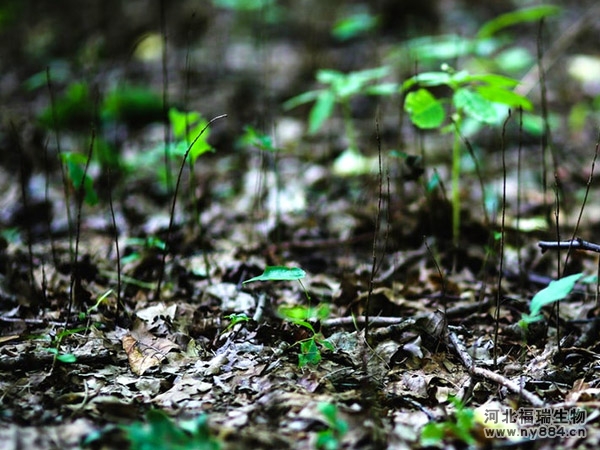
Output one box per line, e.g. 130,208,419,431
449,331,544,407
494,111,511,367
155,115,227,299
66,129,95,327
364,116,385,343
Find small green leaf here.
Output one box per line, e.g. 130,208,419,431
529,273,583,319
402,71,452,90
453,88,497,124
299,338,321,367
477,5,562,39
283,89,322,110
404,88,445,129
242,266,306,284
309,91,336,134
476,85,533,110
57,353,77,363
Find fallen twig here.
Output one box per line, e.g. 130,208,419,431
448,331,544,407
538,238,600,254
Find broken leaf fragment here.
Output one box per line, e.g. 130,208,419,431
242,266,306,284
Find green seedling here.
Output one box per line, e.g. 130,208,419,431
420,395,477,447
284,67,397,152
119,409,220,450
278,304,334,367
46,326,87,364
402,65,532,245
519,272,584,329
222,313,251,333
126,108,214,188
78,289,113,321
316,402,349,450
243,266,334,366
169,108,214,164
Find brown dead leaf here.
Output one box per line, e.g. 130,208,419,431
122,320,179,375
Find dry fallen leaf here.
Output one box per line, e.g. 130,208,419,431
122,321,179,375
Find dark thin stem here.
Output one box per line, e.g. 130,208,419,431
494,111,511,367
365,115,384,343
563,132,599,275
155,114,227,299
516,107,523,281
66,128,95,327
160,0,172,193
107,166,122,324
47,67,74,262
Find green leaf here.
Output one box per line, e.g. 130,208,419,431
420,422,445,446
404,89,445,129
283,89,323,110
57,353,77,363
529,273,583,319
477,5,561,39
364,82,399,96
402,71,452,90
278,304,328,321
453,88,497,124
168,108,213,164
462,73,520,88
242,266,306,284
299,338,321,367
476,85,533,111
308,91,336,134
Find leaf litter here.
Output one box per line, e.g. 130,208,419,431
2,2,600,449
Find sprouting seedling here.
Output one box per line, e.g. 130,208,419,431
402,65,532,245
284,67,397,152
519,272,584,329
243,266,334,366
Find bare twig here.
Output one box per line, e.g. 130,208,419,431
449,331,544,407
538,238,600,254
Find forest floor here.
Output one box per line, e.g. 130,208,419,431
2,1,600,449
